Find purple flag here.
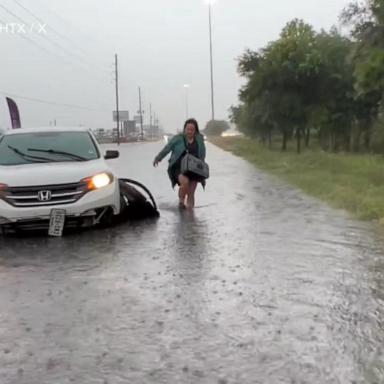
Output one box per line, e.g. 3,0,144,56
6,97,21,129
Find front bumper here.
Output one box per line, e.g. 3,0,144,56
0,214,97,233
0,181,120,225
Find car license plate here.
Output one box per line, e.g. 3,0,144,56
48,209,66,237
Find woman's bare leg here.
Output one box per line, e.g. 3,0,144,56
186,181,198,209
178,174,190,207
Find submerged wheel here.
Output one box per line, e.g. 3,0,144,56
96,207,115,228
117,180,159,221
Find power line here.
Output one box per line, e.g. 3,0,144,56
0,91,112,111
22,0,112,69
0,20,109,85
0,16,63,58
12,0,79,50
0,3,90,66
0,3,109,76
11,0,111,72
0,21,106,84
35,0,101,44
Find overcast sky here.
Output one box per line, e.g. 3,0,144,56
1,0,351,132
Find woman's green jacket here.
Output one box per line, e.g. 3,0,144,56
154,133,206,168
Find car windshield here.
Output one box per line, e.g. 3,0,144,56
0,131,99,165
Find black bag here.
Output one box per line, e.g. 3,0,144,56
181,137,210,179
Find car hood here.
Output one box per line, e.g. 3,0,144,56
0,159,110,187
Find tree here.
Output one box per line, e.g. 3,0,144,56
236,19,321,152
233,11,383,153
228,105,242,126
341,1,383,150
314,30,355,151
204,120,230,136
342,0,384,94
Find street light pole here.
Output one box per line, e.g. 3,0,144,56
115,53,120,146
149,103,153,141
208,2,215,121
184,84,189,120
138,87,144,140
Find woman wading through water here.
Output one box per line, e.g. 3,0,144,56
153,118,207,209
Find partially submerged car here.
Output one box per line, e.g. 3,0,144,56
0,127,158,235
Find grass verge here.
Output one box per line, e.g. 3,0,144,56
211,136,384,223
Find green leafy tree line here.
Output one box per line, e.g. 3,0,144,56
230,1,384,153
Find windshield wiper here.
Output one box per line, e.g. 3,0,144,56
7,145,53,163
28,148,87,161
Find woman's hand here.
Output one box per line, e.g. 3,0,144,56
153,159,160,167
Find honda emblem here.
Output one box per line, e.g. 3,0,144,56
38,190,52,202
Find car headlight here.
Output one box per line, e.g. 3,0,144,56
82,173,114,191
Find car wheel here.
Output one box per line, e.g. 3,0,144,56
97,207,115,228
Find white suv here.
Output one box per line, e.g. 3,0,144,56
0,127,121,235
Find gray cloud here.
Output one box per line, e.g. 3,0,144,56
1,0,351,132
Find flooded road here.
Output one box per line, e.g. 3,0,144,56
0,141,384,384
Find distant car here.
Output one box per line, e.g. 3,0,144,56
0,127,121,235
163,134,174,143
221,130,243,137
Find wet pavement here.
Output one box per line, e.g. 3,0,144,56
0,141,384,384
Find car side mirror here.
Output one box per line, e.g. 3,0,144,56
104,150,119,160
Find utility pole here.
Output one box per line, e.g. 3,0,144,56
154,114,159,136
138,87,143,140
184,84,190,120
208,3,215,121
186,91,189,119
115,53,120,145
149,103,153,141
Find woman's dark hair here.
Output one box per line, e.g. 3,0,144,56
183,118,199,133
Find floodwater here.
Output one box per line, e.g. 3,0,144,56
0,142,383,384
